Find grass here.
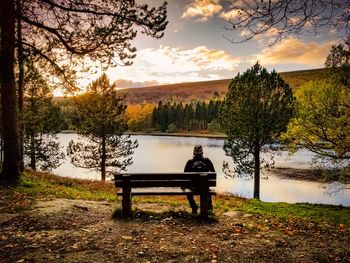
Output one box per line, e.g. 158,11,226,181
0,170,116,213
240,199,350,225
1,171,349,226
21,171,116,201
214,195,350,225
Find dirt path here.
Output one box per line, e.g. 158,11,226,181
0,198,349,263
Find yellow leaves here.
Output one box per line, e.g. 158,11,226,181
121,235,133,241
283,79,350,159
338,224,346,232
125,103,155,128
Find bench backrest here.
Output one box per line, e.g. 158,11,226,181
114,172,216,188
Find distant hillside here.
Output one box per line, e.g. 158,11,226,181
53,68,327,105
117,68,327,104
117,79,230,104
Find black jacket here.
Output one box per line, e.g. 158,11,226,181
184,156,215,173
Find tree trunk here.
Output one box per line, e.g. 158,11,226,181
0,0,20,183
253,140,260,199
101,135,106,181
16,0,25,172
30,133,36,171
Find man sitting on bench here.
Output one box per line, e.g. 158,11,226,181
184,145,215,214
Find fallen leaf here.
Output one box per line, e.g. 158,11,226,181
338,224,346,232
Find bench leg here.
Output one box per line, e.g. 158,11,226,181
200,174,209,219
121,175,132,217
200,193,208,219
122,192,132,217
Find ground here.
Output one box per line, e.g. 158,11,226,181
0,197,349,263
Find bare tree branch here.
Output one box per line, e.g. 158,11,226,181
224,0,349,45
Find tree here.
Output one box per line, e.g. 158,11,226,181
224,0,349,45
0,0,168,182
18,0,168,89
0,0,19,183
125,103,155,131
23,61,65,171
67,74,138,181
219,63,294,199
282,79,350,180
285,79,350,157
282,38,350,182
325,36,350,89
325,36,350,68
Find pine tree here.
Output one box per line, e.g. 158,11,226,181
219,63,294,199
23,62,65,171
67,74,138,181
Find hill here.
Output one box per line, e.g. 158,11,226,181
53,68,327,105
117,68,327,104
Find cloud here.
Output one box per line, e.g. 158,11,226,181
182,0,223,21
219,9,240,20
105,45,241,85
138,45,240,73
253,38,336,66
114,79,160,89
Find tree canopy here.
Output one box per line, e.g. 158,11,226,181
219,63,294,199
23,61,65,171
0,0,168,182
284,79,350,162
223,0,349,45
67,74,138,181
19,0,168,89
325,36,350,68
325,36,350,89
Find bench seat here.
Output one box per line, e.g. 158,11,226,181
114,172,216,218
116,187,216,196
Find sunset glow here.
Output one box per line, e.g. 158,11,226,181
61,0,344,94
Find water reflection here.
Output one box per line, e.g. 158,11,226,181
53,133,350,206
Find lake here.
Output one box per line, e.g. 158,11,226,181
53,133,350,206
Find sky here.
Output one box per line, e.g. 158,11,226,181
75,0,344,90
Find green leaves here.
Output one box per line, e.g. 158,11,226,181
283,77,350,172
67,74,138,180
23,61,65,171
219,63,294,190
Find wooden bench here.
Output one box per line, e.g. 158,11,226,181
114,172,216,218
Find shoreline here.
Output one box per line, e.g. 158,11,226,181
61,130,227,139
269,167,350,184
126,131,227,139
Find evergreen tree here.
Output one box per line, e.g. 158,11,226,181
67,74,138,181
219,63,294,199
23,62,65,171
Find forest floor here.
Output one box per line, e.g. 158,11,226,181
0,171,349,263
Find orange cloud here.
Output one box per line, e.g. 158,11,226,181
219,9,240,20
182,0,222,21
254,38,336,66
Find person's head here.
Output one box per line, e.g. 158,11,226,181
193,145,203,158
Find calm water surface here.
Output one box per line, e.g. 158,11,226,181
54,133,350,206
